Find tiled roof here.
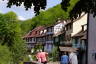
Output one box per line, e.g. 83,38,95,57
24,26,46,38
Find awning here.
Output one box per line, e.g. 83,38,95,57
59,47,78,52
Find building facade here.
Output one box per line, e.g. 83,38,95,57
24,25,55,53
59,13,88,64
64,14,87,46
44,26,54,52
72,24,87,64
23,26,46,51
53,20,66,46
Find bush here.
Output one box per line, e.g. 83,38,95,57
48,46,59,62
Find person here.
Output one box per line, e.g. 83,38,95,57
40,50,48,64
36,50,42,63
60,52,69,64
69,52,78,64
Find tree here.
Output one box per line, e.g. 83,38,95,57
0,12,18,46
20,4,72,34
0,12,26,64
5,0,46,15
3,0,96,18
0,45,12,64
51,46,59,61
11,37,26,64
61,0,96,19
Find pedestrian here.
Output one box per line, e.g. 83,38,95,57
40,50,48,64
60,52,69,64
69,52,78,64
36,50,42,63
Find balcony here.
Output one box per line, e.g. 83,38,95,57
46,32,53,35
46,40,53,44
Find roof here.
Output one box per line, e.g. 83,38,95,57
72,30,86,38
65,13,87,26
81,35,87,40
46,25,54,29
55,20,65,25
59,47,78,52
65,20,72,26
24,26,46,38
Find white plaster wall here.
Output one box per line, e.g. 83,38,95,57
54,21,65,34
71,14,87,36
88,13,96,64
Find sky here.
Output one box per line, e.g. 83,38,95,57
0,0,61,20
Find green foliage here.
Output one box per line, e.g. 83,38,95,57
0,12,26,64
20,4,71,35
0,12,19,46
0,45,12,64
49,46,59,61
34,43,43,53
5,0,96,19
5,0,46,15
20,19,37,35
61,0,96,19
20,2,79,35
11,37,26,63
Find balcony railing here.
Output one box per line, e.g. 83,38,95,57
46,32,53,35
46,40,53,43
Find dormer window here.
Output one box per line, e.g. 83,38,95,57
40,30,43,35
35,31,37,34
44,29,47,33
81,24,87,31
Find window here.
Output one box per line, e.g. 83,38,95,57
30,38,32,41
47,44,49,49
75,38,78,44
66,25,68,31
49,28,52,32
47,28,50,32
40,31,43,34
28,38,29,42
44,30,47,33
35,31,37,34
43,37,45,41
55,37,59,42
